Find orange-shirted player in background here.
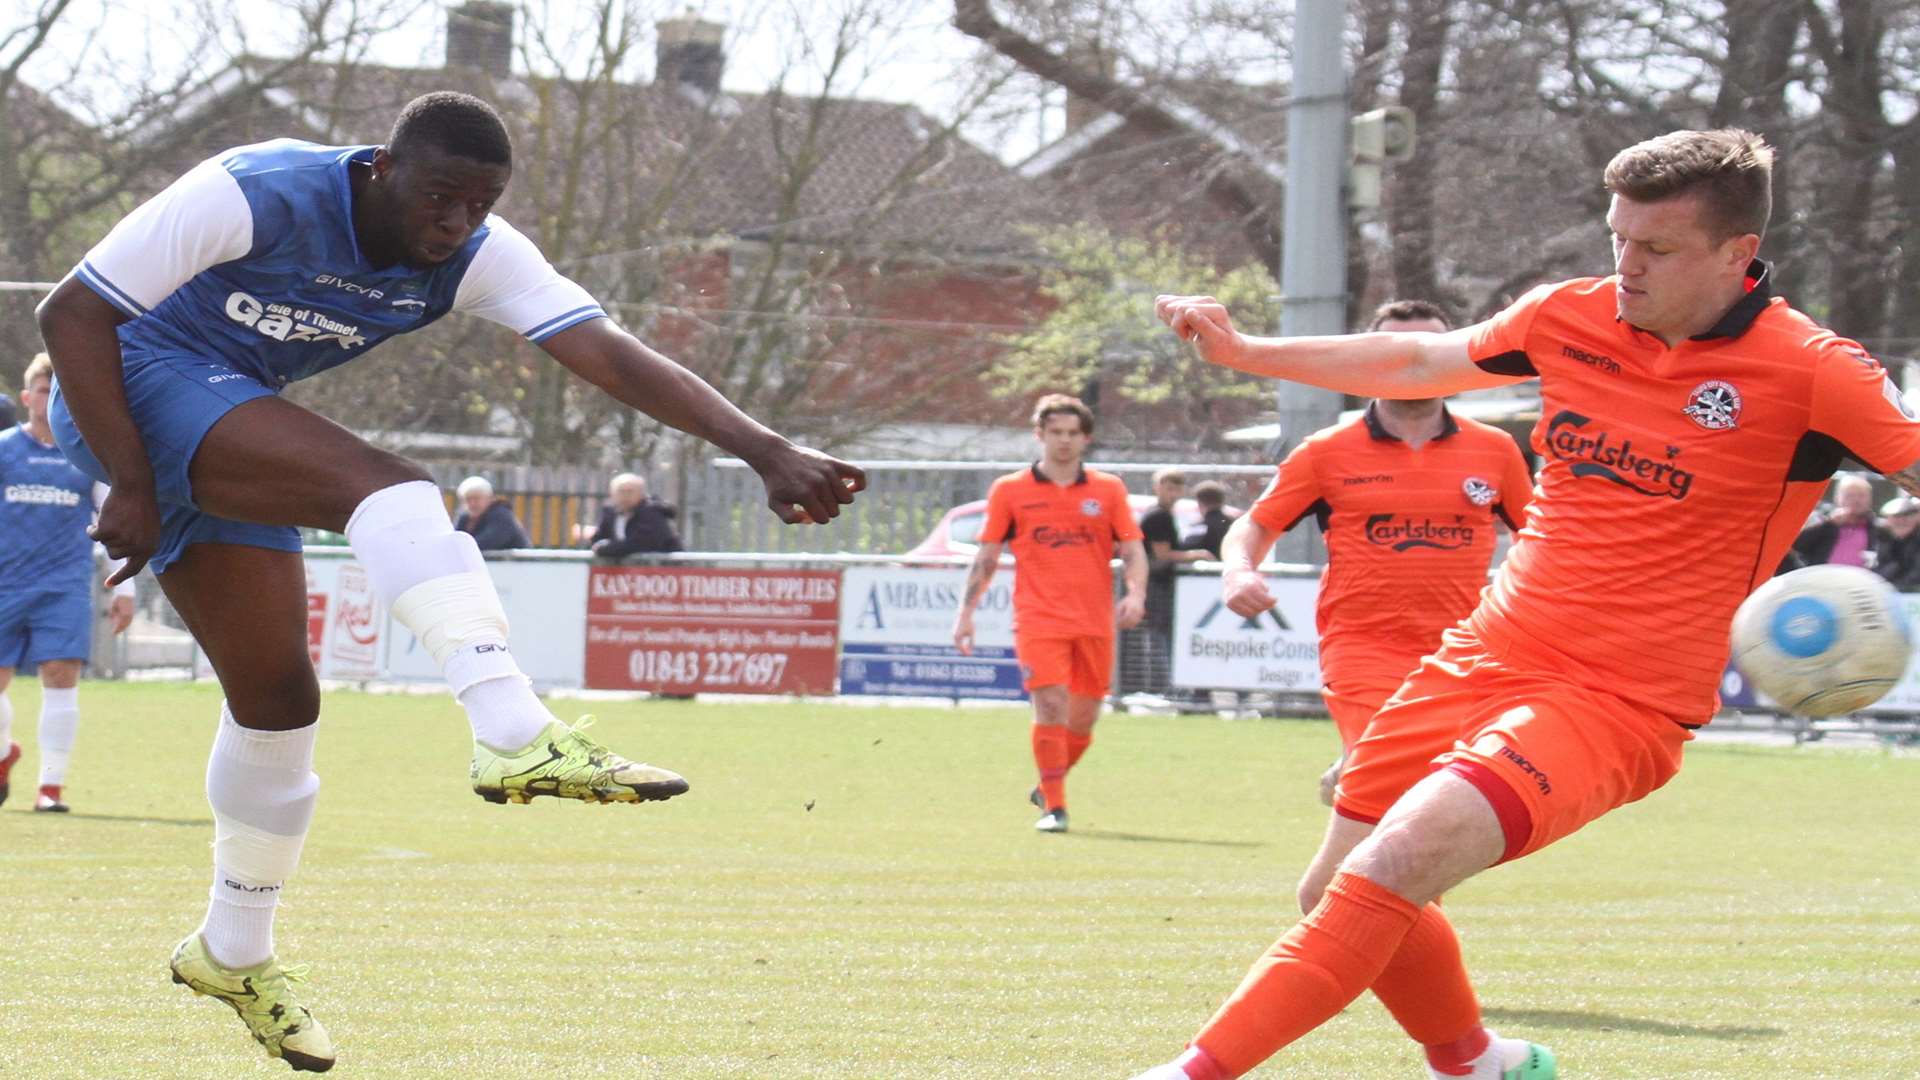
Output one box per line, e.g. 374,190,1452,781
953,394,1146,834
1231,300,1533,806
1135,128,1920,1080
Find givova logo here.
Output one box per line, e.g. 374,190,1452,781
225,291,367,349
1544,411,1694,499
1364,514,1474,551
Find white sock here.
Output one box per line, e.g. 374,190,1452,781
347,481,549,752
200,705,319,970
0,691,13,749
37,686,79,787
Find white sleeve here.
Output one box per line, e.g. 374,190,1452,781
452,217,607,341
77,157,254,317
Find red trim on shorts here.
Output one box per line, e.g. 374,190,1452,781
1443,760,1530,864
1332,802,1380,826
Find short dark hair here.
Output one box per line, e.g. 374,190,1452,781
1192,480,1227,508
1367,299,1452,331
1603,128,1772,242
1032,393,1094,436
390,92,512,166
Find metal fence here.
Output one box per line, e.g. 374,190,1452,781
680,458,1283,555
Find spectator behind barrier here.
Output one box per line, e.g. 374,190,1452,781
1781,473,1885,573
589,473,683,557
453,475,531,551
1874,496,1920,591
1181,480,1235,559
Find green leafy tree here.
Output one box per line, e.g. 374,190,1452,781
992,224,1278,448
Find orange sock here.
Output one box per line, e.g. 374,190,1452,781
1031,724,1069,810
1371,902,1489,1073
1064,729,1093,770
1191,871,1420,1077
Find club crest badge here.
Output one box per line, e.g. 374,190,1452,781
1683,379,1742,430
1081,498,1102,517
1462,477,1496,506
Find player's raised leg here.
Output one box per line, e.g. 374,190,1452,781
184,394,686,804
158,542,332,1072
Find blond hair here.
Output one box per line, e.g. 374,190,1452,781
22,352,54,388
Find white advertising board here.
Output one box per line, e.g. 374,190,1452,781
837,564,1024,699
1169,573,1322,692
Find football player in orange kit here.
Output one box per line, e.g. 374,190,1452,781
953,394,1146,833
1135,128,1920,1080
1229,300,1532,806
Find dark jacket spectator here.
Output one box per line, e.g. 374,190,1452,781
453,475,531,551
591,473,683,557
1874,496,1920,591
1180,480,1235,559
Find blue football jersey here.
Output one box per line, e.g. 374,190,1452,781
0,424,97,592
74,140,606,387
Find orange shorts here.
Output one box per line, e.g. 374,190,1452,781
1321,665,1420,748
1333,630,1693,863
1015,633,1113,698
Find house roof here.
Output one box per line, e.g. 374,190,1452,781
142,56,1049,260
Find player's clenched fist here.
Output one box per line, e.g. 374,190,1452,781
1154,294,1242,366
91,485,161,585
1221,567,1276,619
759,444,866,525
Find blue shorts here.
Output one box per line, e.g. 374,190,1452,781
0,587,92,670
49,351,303,575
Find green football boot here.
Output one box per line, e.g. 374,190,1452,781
470,718,689,805
1507,1041,1557,1079
1425,1033,1557,1080
169,935,334,1072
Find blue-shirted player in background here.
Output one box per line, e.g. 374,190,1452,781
35,92,865,1072
0,352,136,813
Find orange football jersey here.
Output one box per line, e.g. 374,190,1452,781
981,465,1143,639
1464,262,1920,720
1250,404,1533,682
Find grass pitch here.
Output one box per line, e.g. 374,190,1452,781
0,681,1915,1078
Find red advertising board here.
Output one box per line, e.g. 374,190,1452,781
584,566,840,694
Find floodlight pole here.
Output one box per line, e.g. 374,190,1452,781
1271,0,1349,561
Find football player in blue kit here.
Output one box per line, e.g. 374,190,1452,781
0,352,136,813
35,92,864,1071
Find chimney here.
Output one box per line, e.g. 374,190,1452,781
1064,40,1115,134
447,2,514,77
657,12,726,95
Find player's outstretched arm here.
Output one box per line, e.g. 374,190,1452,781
951,541,1003,656
36,278,158,583
1153,294,1523,398
1219,514,1279,618
540,319,865,524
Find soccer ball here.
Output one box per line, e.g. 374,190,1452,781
1729,564,1913,717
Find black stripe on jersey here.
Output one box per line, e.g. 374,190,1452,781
1474,350,1536,376
1284,498,1333,534
1786,429,1890,481
1494,504,1520,531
